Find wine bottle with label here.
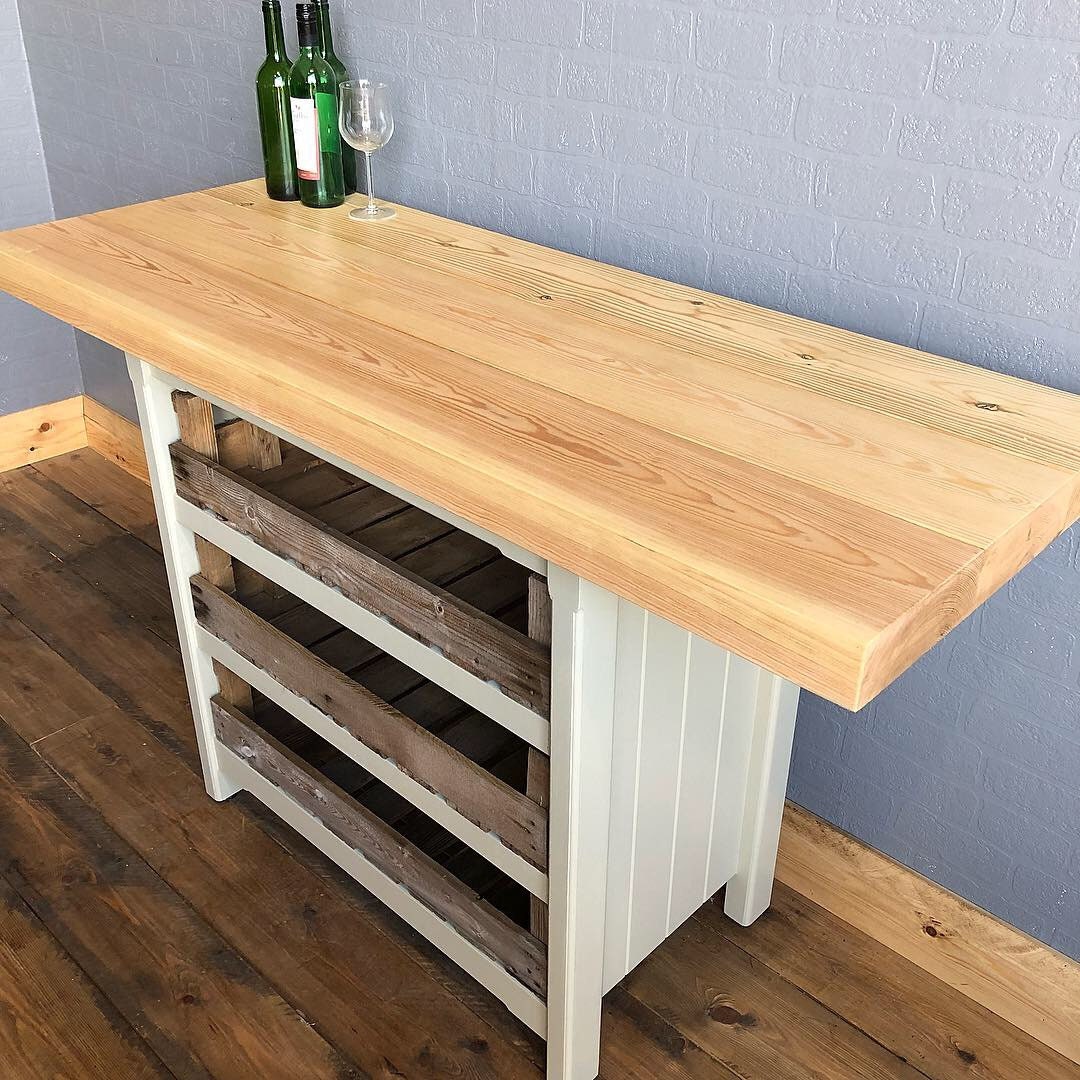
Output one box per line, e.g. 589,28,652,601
289,2,344,209
256,0,298,201
315,0,357,196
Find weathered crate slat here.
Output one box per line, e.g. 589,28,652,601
526,573,553,943
171,441,551,716
192,575,548,870
287,527,505,673
211,697,547,997
317,485,409,533
270,461,366,511
254,645,517,796
204,623,546,896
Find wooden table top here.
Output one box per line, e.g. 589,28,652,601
2,179,1079,709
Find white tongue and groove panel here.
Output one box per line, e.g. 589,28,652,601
602,601,786,991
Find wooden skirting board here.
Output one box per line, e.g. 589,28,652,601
4,393,1079,1066
776,803,1080,1066
0,396,86,472
83,395,149,484
0,395,144,479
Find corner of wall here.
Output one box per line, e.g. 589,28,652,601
2,0,81,418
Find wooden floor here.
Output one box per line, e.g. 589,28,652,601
0,448,1077,1080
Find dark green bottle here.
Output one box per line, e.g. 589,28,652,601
256,0,298,201
315,0,357,195
288,2,344,209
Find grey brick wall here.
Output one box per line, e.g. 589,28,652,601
0,0,79,417
13,0,1080,958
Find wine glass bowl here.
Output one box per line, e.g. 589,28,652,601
338,80,395,221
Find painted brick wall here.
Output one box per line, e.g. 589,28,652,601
0,0,79,416
15,0,1080,958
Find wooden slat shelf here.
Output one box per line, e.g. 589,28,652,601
236,614,540,901
211,697,546,996
171,440,549,715
192,575,548,870
255,648,527,834
198,443,534,760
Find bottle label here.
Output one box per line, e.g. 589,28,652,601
291,96,319,180
290,92,340,182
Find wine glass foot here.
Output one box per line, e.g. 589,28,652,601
349,204,396,222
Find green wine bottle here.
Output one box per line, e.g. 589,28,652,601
256,0,298,201
315,0,357,196
289,2,344,209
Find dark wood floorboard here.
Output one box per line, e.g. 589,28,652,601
0,450,1076,1080
0,875,171,1080
0,714,359,1080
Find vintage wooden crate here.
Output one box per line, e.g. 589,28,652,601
167,396,554,1009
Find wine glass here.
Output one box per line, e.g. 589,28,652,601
338,80,395,222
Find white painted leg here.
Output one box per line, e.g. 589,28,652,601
545,566,619,1080
127,354,239,801
723,670,801,925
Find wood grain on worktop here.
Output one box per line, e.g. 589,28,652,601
2,179,1079,709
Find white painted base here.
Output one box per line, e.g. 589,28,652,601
128,355,239,802
129,355,803,1080
601,605,800,991
545,567,619,1079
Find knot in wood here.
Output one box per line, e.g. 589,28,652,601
706,999,756,1028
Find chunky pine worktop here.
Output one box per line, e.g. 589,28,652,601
2,178,1080,709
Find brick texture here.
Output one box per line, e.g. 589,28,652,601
9,0,1080,958
0,0,78,416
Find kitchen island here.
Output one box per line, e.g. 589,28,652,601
2,180,1079,1079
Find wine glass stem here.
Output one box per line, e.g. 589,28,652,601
363,151,376,213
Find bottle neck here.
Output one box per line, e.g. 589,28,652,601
297,19,319,50
316,2,335,59
262,3,287,62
